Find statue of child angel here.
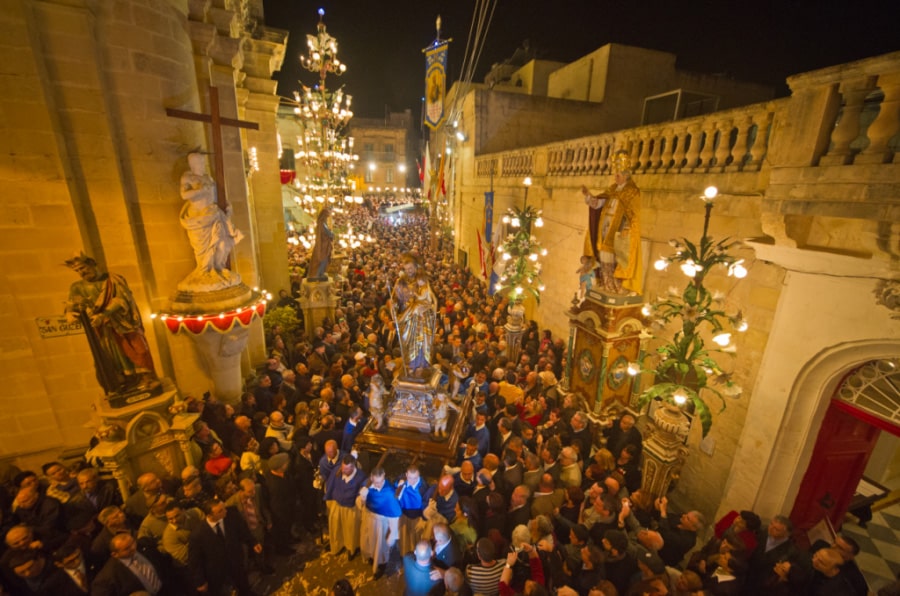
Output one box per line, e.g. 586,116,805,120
432,392,460,438
368,374,387,431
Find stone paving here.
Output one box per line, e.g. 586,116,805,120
250,532,407,596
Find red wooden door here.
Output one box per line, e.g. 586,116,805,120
790,400,881,533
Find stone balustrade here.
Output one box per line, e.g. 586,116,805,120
798,51,900,167
478,101,780,181
474,50,900,181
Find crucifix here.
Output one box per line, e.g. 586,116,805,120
165,85,259,212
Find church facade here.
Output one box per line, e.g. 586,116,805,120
0,0,288,465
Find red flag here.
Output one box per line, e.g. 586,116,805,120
423,141,432,200
476,231,487,280
436,153,446,198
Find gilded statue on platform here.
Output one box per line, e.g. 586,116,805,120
64,253,160,397
178,152,244,292
582,150,643,295
390,252,437,379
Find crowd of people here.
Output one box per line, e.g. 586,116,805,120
0,208,893,596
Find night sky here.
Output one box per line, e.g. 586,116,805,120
263,0,899,120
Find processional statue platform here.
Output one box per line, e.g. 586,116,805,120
353,253,471,468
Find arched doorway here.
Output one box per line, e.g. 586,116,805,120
790,359,900,536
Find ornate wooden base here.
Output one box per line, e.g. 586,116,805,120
566,290,646,414
354,392,473,466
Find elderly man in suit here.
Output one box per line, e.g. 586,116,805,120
228,478,275,575
188,498,262,596
91,533,165,596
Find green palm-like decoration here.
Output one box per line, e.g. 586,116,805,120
634,187,748,438
494,203,547,305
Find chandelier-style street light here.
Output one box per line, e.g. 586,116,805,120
631,186,748,437
494,177,548,305
289,9,357,198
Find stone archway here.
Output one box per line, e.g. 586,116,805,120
751,339,900,519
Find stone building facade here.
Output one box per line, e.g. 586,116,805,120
0,0,287,467
349,110,416,192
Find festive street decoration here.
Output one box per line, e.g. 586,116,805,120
632,186,747,437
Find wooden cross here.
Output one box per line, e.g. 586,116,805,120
166,85,259,212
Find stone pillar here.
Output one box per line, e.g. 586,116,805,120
241,33,290,299
298,278,339,340
819,76,876,166
187,324,251,404
641,403,691,500
168,284,260,404
857,72,900,165
170,411,201,467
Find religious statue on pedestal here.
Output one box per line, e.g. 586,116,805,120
177,152,244,292
390,252,437,380
306,207,334,281
64,253,159,397
582,150,643,296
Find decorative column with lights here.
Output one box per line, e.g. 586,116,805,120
633,186,749,499
286,9,364,337
162,287,269,404
495,177,547,364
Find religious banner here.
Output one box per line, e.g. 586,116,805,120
424,42,448,130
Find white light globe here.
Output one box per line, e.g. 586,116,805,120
712,332,732,347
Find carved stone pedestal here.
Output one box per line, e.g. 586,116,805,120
388,368,442,432
168,283,256,404
86,390,199,501
641,402,691,500
298,277,339,340
566,289,645,415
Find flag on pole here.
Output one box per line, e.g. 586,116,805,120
436,152,446,200
476,231,487,280
422,141,432,201
484,190,497,293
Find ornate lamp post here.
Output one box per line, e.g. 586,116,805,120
496,176,547,363
631,186,748,498
289,9,357,200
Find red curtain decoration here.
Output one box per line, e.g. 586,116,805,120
280,170,297,184
162,302,266,334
